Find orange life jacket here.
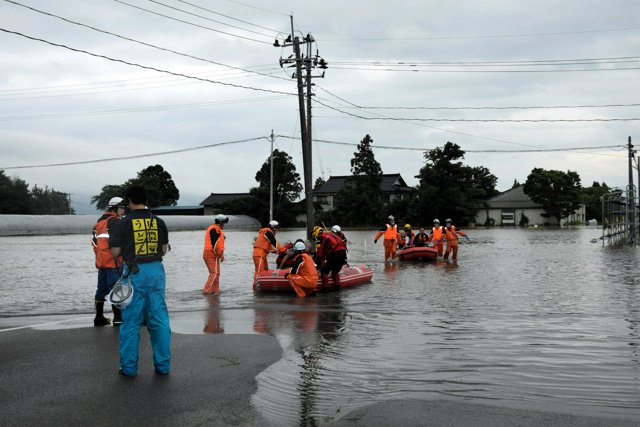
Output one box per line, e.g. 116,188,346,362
444,225,465,241
204,224,225,256
430,226,443,241
290,252,318,279
384,224,398,240
317,231,347,259
92,211,121,269
253,227,278,257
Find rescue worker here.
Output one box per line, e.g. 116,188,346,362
413,227,429,247
429,219,445,257
202,214,228,295
374,215,400,262
443,218,469,261
252,220,285,287
91,196,125,327
109,185,170,376
403,223,415,247
275,241,295,269
316,225,348,291
285,241,319,298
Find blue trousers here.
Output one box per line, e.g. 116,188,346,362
95,268,119,301
119,261,171,375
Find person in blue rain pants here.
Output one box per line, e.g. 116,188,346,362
109,185,171,376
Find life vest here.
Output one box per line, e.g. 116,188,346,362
204,224,225,256
253,227,278,257
444,225,458,241
92,211,121,269
290,252,318,278
384,224,398,240
431,226,443,241
317,231,347,258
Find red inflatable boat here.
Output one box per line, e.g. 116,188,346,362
254,264,373,293
398,246,438,261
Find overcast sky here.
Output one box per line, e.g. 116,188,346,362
1,0,639,212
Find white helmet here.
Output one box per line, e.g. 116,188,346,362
108,197,123,207
215,214,229,224
268,220,279,228
293,241,306,251
331,225,341,233
433,219,440,224
106,277,134,308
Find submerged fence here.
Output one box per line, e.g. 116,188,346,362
601,185,639,246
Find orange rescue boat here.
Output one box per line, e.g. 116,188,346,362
254,264,373,293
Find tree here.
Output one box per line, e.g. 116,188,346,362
0,170,32,214
333,134,383,226
31,185,74,214
314,176,325,189
580,181,612,223
523,168,582,223
216,150,303,226
413,142,498,225
91,164,179,210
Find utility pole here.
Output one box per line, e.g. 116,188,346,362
269,129,274,222
274,16,327,240
628,136,635,245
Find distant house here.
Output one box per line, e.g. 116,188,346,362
200,193,250,216
474,185,585,226
312,173,413,211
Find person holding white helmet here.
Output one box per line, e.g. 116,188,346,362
374,215,401,262
285,239,319,298
252,219,285,288
429,218,445,257
202,214,228,294
91,196,126,326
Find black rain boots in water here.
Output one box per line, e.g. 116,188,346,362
94,300,111,326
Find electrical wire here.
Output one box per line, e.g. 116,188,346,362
315,85,639,111
2,0,289,81
313,98,640,123
221,0,289,17
0,136,269,169
329,65,640,73
175,0,280,32
332,56,640,66
113,0,271,44
0,27,296,96
147,0,275,38
276,134,626,155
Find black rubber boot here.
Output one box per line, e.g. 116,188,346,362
94,301,111,326
112,305,122,326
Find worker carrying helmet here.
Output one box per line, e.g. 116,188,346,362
285,239,318,298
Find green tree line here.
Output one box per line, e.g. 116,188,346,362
0,170,74,214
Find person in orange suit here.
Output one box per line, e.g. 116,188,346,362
428,219,445,257
374,215,400,262
286,241,319,298
443,218,469,261
202,214,228,294
253,220,284,288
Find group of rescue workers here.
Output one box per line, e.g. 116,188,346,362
374,215,469,262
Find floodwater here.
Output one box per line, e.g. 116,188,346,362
1,227,639,425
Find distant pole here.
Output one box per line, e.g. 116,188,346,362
269,129,274,222
628,136,635,244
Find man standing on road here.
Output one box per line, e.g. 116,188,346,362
109,185,171,377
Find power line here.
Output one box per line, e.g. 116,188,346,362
0,27,296,96
0,95,288,121
329,65,640,73
3,0,289,81
332,56,640,66
147,0,275,38
312,98,640,123
321,26,640,41
276,134,625,155
0,136,268,169
315,85,639,111
113,0,271,44
175,0,280,32
221,0,289,17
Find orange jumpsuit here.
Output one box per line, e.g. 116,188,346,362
202,223,224,294
374,224,400,261
429,226,444,257
444,225,466,261
287,252,319,298
252,227,284,287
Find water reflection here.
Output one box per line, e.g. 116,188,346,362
203,295,224,334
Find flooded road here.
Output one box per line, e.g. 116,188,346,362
1,227,639,425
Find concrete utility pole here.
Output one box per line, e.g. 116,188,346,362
274,16,327,240
269,129,274,222
628,136,636,245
